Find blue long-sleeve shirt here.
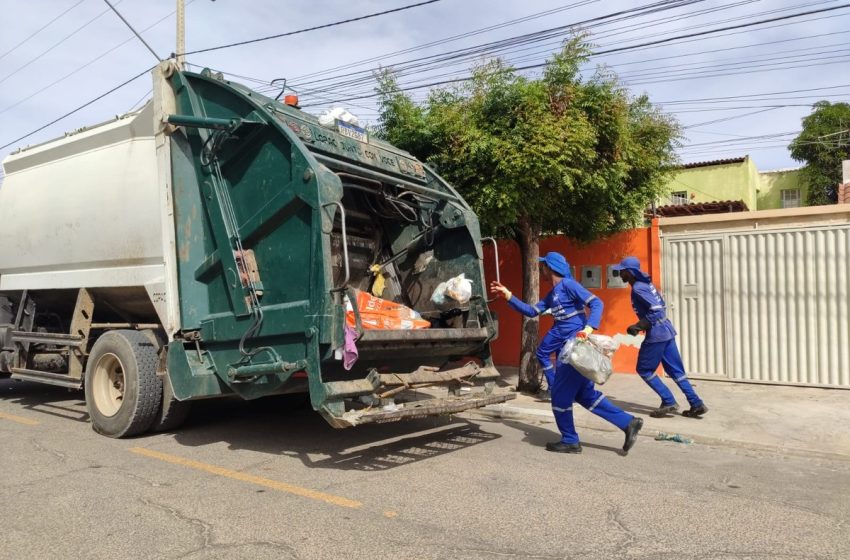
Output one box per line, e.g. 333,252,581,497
507,277,602,336
630,280,676,343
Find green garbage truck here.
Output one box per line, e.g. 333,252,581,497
0,62,514,437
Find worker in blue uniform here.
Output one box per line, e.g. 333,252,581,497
490,252,643,454
613,256,708,418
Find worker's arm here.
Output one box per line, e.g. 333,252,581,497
490,281,549,318
572,282,602,329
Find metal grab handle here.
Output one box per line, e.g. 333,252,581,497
482,237,501,284
482,237,501,304
323,201,350,290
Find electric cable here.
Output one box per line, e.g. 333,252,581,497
0,65,154,151
181,0,447,56
0,0,87,62
0,2,193,117
0,0,125,86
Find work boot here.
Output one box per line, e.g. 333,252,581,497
622,417,643,454
649,403,679,418
682,403,709,418
545,441,582,454
536,389,552,402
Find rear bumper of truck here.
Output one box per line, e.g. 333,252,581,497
328,391,516,428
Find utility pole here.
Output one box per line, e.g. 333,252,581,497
176,0,186,69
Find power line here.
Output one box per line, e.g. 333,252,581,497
295,3,850,108
284,0,709,96
0,65,154,151
0,0,125,87
684,108,785,129
182,0,448,56
0,0,87,62
289,0,600,84
288,0,833,98
102,0,162,62
656,84,850,105
0,3,190,117
294,0,713,105
594,2,850,56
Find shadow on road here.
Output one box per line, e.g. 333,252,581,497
495,417,625,456
168,395,501,471
0,378,502,470
0,378,89,423
607,398,659,416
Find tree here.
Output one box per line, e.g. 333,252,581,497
376,37,680,393
789,101,850,205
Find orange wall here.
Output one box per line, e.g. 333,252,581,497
483,222,661,373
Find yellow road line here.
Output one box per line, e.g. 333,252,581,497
129,447,362,509
0,411,40,426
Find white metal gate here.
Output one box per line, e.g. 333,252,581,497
663,224,850,388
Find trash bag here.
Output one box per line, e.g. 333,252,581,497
318,107,361,128
346,290,430,330
430,281,448,305
587,334,620,357
558,334,619,384
430,273,472,305
445,273,472,304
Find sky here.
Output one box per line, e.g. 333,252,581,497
1,0,848,187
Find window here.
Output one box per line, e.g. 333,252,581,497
781,188,801,209
670,191,689,205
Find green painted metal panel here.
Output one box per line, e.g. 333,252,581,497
163,69,497,416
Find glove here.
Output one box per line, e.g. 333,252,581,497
576,325,594,340
489,281,512,300
627,320,650,336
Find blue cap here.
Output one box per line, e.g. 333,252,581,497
612,256,651,282
612,256,642,272
538,252,571,277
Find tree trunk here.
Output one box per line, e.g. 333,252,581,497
516,215,542,394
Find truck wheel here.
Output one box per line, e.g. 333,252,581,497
149,373,192,432
84,330,162,438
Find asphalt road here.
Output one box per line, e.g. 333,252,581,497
1,378,848,560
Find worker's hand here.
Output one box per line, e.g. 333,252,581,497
627,323,642,336
489,281,512,300
576,325,594,340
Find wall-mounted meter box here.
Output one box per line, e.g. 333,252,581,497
606,265,629,288
580,265,601,289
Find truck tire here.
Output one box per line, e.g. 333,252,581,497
84,330,162,438
149,373,192,432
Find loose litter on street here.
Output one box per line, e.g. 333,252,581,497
655,432,694,445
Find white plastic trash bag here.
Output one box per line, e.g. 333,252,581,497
445,273,472,304
318,107,361,128
431,273,473,305
430,281,448,305
558,334,620,385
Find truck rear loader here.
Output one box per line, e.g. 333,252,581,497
0,62,514,437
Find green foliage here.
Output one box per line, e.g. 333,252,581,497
375,36,681,242
789,101,850,205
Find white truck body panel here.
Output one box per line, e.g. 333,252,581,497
0,100,176,330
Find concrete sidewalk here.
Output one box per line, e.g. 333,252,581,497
474,369,850,460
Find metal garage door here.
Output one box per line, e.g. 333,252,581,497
663,224,850,388
662,236,727,378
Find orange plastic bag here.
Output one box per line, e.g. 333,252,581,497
346,290,430,330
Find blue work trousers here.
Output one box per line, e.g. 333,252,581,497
636,338,704,407
535,328,565,389
551,362,634,444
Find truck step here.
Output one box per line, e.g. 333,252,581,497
11,331,85,348
10,368,83,389
321,391,516,428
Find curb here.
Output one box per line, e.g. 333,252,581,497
470,403,850,463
